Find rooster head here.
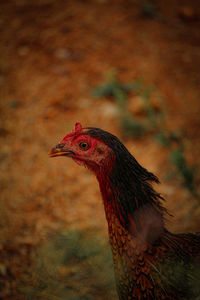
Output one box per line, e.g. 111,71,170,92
49,122,114,172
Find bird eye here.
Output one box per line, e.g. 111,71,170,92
79,141,90,151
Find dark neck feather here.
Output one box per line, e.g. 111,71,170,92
110,153,166,226
87,128,167,235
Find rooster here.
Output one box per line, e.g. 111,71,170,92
49,122,200,300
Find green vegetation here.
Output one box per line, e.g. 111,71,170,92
140,2,158,19
20,229,116,300
93,74,200,203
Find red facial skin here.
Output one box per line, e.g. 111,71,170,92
50,122,115,174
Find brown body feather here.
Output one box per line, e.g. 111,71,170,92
107,211,200,299
100,169,200,300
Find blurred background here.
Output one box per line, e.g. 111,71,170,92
0,0,200,299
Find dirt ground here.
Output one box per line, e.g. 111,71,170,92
0,0,200,299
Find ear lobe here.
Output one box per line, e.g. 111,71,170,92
74,122,82,133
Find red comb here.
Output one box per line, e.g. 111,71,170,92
74,122,82,132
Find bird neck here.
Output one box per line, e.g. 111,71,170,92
96,160,166,244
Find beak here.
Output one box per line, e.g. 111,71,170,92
48,145,76,158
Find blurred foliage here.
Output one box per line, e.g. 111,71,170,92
139,1,163,20
20,229,116,300
93,72,148,137
140,1,158,19
169,147,198,198
92,74,200,203
121,114,147,138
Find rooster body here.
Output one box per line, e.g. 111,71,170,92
49,122,200,300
